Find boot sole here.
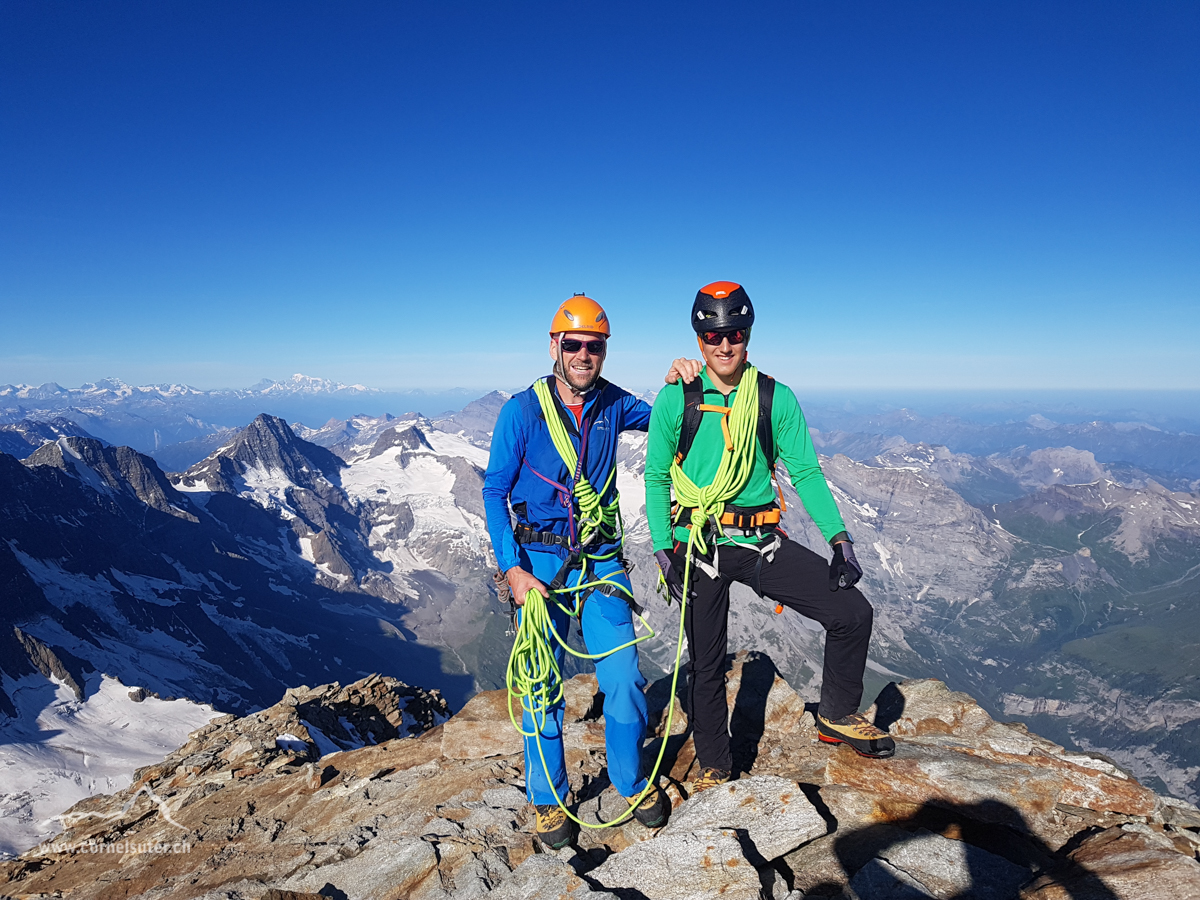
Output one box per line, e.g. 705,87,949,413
818,732,896,759
537,829,574,850
633,811,667,829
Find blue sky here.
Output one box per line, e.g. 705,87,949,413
2,1,1197,393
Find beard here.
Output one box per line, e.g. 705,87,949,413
554,351,603,395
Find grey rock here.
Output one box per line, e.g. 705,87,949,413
847,857,938,899
590,827,762,900
488,853,612,899
462,804,520,833
12,627,86,700
784,825,915,896
847,829,1029,900
419,816,463,837
1158,796,1200,829
483,785,530,810
661,775,827,862
1021,825,1200,899
279,834,438,899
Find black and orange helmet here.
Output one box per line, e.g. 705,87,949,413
550,293,611,336
691,281,754,334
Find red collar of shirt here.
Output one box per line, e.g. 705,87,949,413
564,399,584,427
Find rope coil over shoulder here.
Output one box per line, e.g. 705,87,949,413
669,367,761,559
531,378,621,550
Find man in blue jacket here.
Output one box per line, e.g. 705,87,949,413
483,294,696,848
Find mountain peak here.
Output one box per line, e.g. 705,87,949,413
247,374,378,395
173,413,347,508
24,436,197,520
6,652,1196,899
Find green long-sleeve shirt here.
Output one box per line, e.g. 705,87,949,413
645,369,846,551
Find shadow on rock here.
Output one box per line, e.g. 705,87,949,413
791,799,1121,899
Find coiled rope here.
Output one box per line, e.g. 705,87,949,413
668,367,761,556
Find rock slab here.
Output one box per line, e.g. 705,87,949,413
846,828,1030,900
661,774,827,863
589,827,763,900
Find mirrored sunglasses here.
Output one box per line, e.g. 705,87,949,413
701,329,747,346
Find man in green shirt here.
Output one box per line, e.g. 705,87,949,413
646,281,894,789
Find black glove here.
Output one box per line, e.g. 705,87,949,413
829,540,862,592
654,549,685,604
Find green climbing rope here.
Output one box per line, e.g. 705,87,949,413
505,368,763,831
532,378,621,547
504,574,680,830
668,366,761,555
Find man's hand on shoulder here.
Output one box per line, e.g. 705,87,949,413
664,358,703,384
506,566,549,606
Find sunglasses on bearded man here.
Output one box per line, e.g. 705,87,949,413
558,338,607,354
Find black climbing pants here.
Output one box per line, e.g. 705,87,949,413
681,535,874,773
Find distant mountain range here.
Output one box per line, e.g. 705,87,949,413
2,378,1199,856
0,375,486,460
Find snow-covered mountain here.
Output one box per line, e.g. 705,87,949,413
0,418,99,460
0,375,488,467
0,672,217,858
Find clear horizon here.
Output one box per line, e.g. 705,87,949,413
2,2,1197,391
5,372,1200,432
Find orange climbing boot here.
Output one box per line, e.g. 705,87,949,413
533,803,575,849
817,712,896,758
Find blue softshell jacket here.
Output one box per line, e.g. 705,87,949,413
483,376,651,571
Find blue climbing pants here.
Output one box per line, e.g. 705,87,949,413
517,545,649,805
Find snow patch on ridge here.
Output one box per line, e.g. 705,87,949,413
0,674,218,860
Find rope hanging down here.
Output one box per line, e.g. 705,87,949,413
505,580,681,830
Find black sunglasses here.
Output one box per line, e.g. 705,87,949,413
559,338,607,354
700,329,747,346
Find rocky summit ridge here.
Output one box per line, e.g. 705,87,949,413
2,651,1198,900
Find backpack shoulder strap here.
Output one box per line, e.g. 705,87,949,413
674,378,705,466
756,371,776,471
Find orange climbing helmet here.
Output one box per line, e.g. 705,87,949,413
550,293,611,336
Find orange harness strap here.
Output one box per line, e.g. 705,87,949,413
697,403,734,451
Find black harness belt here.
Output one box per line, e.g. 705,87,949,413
513,523,573,549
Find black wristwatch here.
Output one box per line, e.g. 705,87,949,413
830,531,854,546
